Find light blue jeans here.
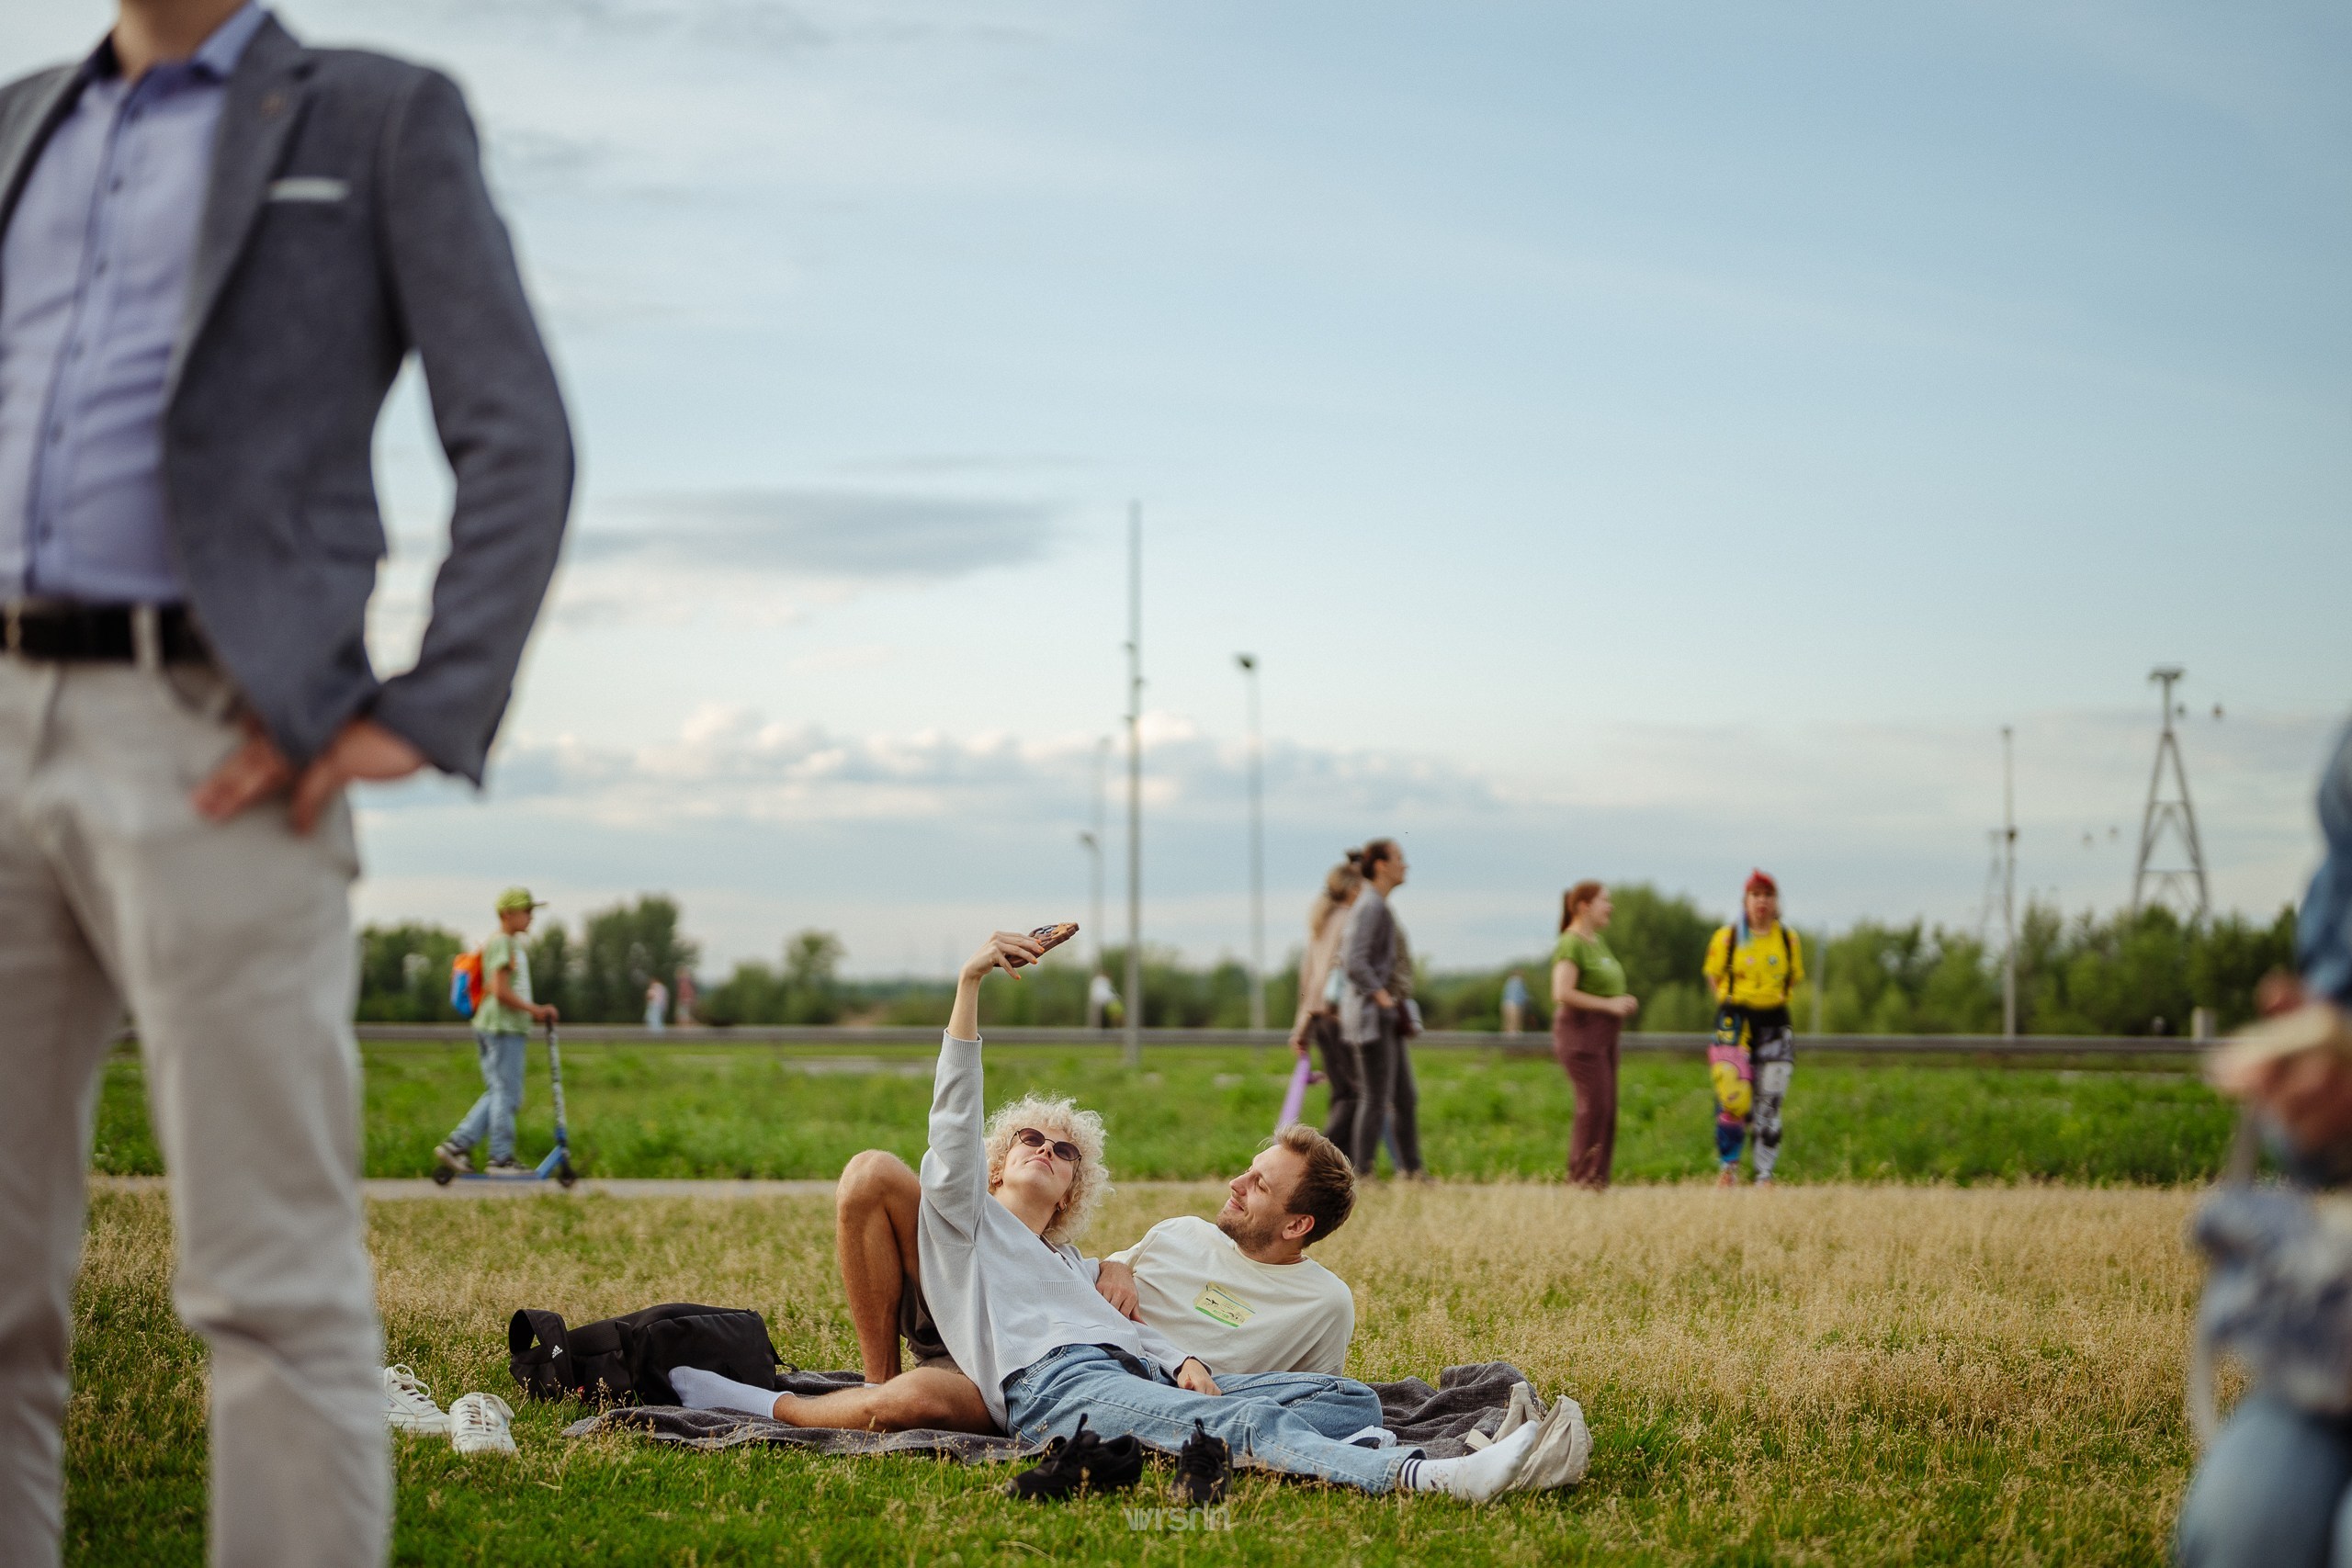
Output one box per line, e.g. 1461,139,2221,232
1001,1344,1407,1492
449,1031,526,1163
2177,1396,2352,1567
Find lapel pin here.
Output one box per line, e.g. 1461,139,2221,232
261,91,286,117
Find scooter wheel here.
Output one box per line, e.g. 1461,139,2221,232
556,1159,577,1190
431,1165,455,1187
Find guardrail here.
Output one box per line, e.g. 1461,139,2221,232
342,1023,2209,1059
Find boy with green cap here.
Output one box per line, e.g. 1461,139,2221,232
435,888,560,1176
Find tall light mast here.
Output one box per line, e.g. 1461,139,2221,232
1123,503,1144,1067
2001,725,2017,1038
1236,653,1265,1032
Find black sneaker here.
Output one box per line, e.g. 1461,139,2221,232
1005,1416,1145,1500
1174,1418,1231,1505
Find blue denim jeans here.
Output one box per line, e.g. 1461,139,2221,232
449,1031,526,1162
2176,1395,2352,1567
2301,721,2352,1007
1002,1344,1406,1492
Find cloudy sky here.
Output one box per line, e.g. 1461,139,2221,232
14,1,2348,975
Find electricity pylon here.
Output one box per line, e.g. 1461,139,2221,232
2129,667,2210,920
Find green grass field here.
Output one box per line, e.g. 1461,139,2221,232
69,1181,2201,1566
93,1042,2233,1186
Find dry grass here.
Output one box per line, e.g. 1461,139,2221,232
71,1181,2204,1565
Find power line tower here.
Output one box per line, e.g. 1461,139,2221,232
2129,666,2210,920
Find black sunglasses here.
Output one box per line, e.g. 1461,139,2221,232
1012,1127,1082,1165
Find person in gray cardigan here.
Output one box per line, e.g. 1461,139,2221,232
1339,838,1424,1178
0,4,569,1563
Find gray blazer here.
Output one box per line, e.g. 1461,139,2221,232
1339,885,1398,1045
0,17,571,780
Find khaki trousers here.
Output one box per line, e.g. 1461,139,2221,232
0,659,388,1568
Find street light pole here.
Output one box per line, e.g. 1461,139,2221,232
1236,653,1264,1032
1085,736,1108,976
2001,724,2018,1038
1078,831,1102,961
1123,503,1144,1068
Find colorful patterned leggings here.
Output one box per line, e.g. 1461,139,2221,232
1711,1006,1794,1179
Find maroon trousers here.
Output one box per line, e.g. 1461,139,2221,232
1554,1008,1623,1189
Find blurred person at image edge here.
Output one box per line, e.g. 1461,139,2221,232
2177,718,2352,1568
0,3,571,1564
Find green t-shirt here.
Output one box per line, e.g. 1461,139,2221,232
1551,929,1626,998
474,931,536,1035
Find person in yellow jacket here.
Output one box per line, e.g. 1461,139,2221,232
1703,871,1804,1186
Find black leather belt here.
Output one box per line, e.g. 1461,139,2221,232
1,601,211,664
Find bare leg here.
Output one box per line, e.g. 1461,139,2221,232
823,1149,1000,1433
768,1368,997,1434
835,1149,922,1383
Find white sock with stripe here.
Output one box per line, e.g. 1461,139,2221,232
1398,1421,1537,1502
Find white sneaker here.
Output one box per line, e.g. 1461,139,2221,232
1507,1393,1592,1491
1466,1382,1543,1450
382,1365,447,1435
448,1392,517,1455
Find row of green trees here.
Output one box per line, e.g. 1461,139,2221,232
1434,886,2292,1038
356,885,2299,1036
356,897,699,1025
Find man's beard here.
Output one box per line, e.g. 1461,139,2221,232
1216,1204,1283,1253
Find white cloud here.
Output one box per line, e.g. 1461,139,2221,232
574,489,1065,580
352,704,2334,974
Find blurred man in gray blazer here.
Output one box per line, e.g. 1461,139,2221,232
0,1,570,1562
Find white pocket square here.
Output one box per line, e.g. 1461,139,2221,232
266,176,348,203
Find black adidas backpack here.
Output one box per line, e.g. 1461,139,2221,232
508,1302,782,1406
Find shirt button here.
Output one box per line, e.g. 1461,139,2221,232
92,260,107,276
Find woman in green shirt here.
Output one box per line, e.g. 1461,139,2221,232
1551,881,1639,1188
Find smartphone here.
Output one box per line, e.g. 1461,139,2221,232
1023,923,1080,964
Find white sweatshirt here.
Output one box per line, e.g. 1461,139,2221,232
916,1033,1194,1432
1110,1216,1355,1375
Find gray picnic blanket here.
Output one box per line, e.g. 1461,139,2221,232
563,1360,1548,1465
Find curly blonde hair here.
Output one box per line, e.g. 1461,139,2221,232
985,1094,1111,1247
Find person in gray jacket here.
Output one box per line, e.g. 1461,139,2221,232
1339,838,1424,1178
0,4,570,1564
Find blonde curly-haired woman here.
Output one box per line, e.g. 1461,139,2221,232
671,929,1572,1500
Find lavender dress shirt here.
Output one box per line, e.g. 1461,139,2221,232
0,3,266,604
